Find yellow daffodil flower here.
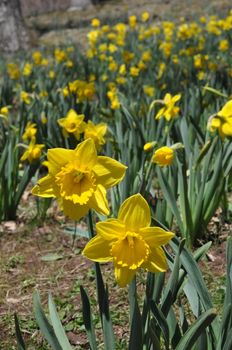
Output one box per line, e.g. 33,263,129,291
84,121,107,150
21,139,44,164
20,91,31,105
143,142,156,152
143,85,155,97
141,12,150,22
218,39,229,51
7,63,20,80
23,62,33,76
32,139,127,220
152,146,174,166
22,122,37,142
0,106,9,116
129,15,137,29
32,51,42,65
91,18,101,27
83,193,174,287
209,100,232,139
155,93,181,121
57,109,85,139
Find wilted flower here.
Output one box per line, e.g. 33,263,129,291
32,139,127,220
83,194,174,287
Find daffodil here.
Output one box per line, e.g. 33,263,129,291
7,63,20,80
23,62,33,76
32,139,127,220
152,146,174,166
84,121,107,150
0,106,9,116
22,122,37,142
20,91,31,105
155,93,181,121
83,194,174,287
57,109,85,139
21,139,44,164
209,100,232,139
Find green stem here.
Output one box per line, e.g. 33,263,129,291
87,210,95,239
129,276,137,326
72,221,77,248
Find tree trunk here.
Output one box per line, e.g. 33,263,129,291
0,0,29,53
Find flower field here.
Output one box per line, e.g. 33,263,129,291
0,5,232,349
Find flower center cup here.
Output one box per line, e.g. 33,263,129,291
111,231,150,270
55,162,95,205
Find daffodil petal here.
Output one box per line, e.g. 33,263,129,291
140,227,174,247
82,235,112,262
217,100,232,118
222,121,232,136
31,175,56,197
88,184,110,216
114,265,136,287
75,138,97,171
93,156,127,188
62,199,89,220
47,148,75,174
96,219,125,240
173,94,181,102
118,193,151,230
142,246,168,273
155,107,165,120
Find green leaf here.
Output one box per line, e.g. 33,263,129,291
64,226,89,238
222,328,232,350
40,254,63,262
156,167,184,234
33,291,62,350
48,294,73,350
175,309,217,350
102,286,115,350
129,295,143,350
149,320,162,350
150,301,169,349
169,237,220,341
80,286,97,350
14,314,27,350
